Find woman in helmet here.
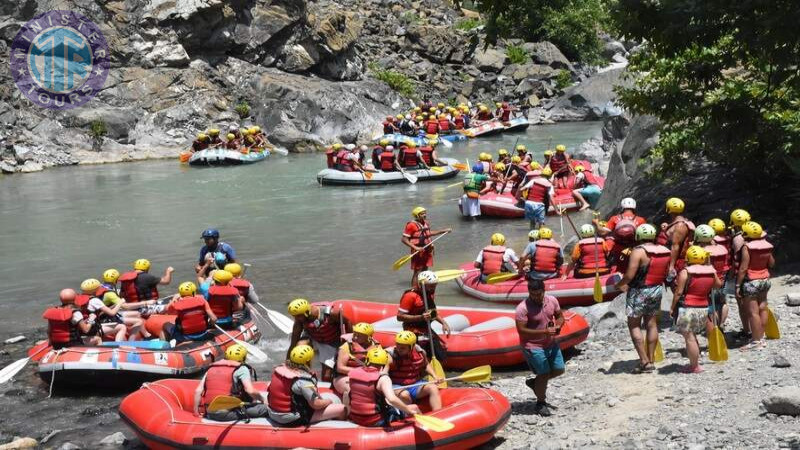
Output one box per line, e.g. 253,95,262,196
287,298,350,381
267,345,347,426
333,322,382,395
79,278,130,342
736,221,775,350
194,344,269,421
727,209,752,339
475,233,519,282
655,198,695,283
161,281,217,345
386,331,443,411
402,206,451,288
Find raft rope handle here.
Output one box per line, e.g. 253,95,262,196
47,349,65,398
143,383,179,423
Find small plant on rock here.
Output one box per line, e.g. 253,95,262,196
505,44,529,64
555,69,573,90
235,101,251,119
369,63,416,99
455,18,482,31
88,120,107,151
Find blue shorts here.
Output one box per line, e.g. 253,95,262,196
394,382,423,400
579,185,602,207
523,346,564,375
524,201,546,223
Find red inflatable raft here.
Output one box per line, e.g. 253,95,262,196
334,299,589,369
119,378,511,450
454,262,623,306
27,315,261,388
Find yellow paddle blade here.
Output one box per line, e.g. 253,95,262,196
593,273,603,303
413,414,454,432
431,358,447,389
392,254,413,271
364,171,374,180
653,338,664,363
765,308,781,339
434,269,467,282
207,395,244,412
708,326,728,362
179,151,191,163
452,163,468,171
430,166,445,173
458,365,491,383
486,272,519,284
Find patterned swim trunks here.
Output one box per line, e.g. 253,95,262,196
625,285,663,317
675,307,709,334
741,279,771,297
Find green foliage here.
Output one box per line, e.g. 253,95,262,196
400,11,422,25
505,44,529,64
89,120,107,139
369,64,416,98
477,0,610,64
455,17,482,31
612,0,800,182
235,101,250,119
555,69,572,90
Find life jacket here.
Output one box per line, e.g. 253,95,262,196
477,111,491,121
43,306,80,346
501,108,511,122
612,214,638,247
303,302,340,345
201,360,255,413
337,339,371,373
454,116,465,129
173,295,209,335
388,345,426,385
463,173,483,193
481,161,492,174
683,264,716,307
207,284,239,321
348,366,387,426
655,218,696,259
406,220,431,247
267,365,315,420
549,153,568,173
325,149,335,168
744,239,773,280
577,238,610,273
118,271,158,303
383,121,393,134
336,150,354,172
192,140,209,151
229,278,251,300
632,243,671,287
419,146,434,166
380,150,396,171
532,239,560,273
584,171,602,186
526,178,552,203
481,245,507,275
438,119,450,132
402,147,418,167
425,120,439,135
702,243,730,279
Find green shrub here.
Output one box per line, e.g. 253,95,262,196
89,120,107,139
455,18,482,31
400,11,422,25
555,69,573,90
370,65,416,98
505,44,529,64
235,101,251,119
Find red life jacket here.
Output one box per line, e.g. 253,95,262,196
577,238,609,273
229,278,251,300
337,339,370,372
655,218,696,259
584,171,602,186
74,294,90,316
532,239,561,273
388,345,426,385
201,360,247,412
380,151,395,171
383,121,393,134
526,178,552,203
612,214,638,247
419,146,434,166
683,264,716,307
348,366,386,426
267,365,315,416
406,220,430,247
402,147,418,167
43,306,80,346
336,150,354,171
173,295,209,335
744,239,773,280
702,243,730,279
549,153,568,172
500,108,511,121
481,245,507,275
303,302,340,345
118,271,158,302
207,284,239,320
325,149,335,168
634,243,671,287
477,112,491,121
192,140,209,151
438,119,450,132
454,116,465,129
425,120,439,135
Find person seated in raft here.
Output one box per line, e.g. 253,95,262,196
239,129,256,152
563,224,613,280
335,144,366,173
191,133,209,153
419,141,445,168
475,104,493,121
43,288,102,349
382,116,398,135
371,139,389,169
396,271,450,361
398,141,428,170
546,145,573,189
498,101,515,122
206,128,223,147
118,258,174,306
197,228,236,276
436,114,452,135
206,269,244,330
224,132,240,150
333,322,384,396
249,126,267,148
518,227,564,281
571,165,603,211
386,331,443,412
267,345,347,425
489,163,508,192
223,263,259,305
161,281,217,345
79,278,129,342
194,344,269,420
96,269,155,338
377,145,400,172
497,148,511,165
287,298,350,381
475,233,519,283
346,347,422,427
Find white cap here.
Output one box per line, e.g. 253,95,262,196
386,145,395,151
621,197,637,209
405,114,411,119
360,145,368,151
346,144,356,150
228,124,239,131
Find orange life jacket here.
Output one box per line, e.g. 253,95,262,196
526,178,552,203
402,147,418,167
303,302,340,345
336,150,354,172
549,153,568,173
702,243,730,279
325,149,335,168
207,284,239,321
383,121,393,134
43,306,80,346
577,238,610,274
426,120,439,135
348,366,386,426
611,214,638,247
438,119,450,132
380,151,395,171
454,116,465,129
200,360,252,413
388,345,426,385
656,218,696,262
337,339,371,373
267,365,315,421
119,271,158,303
744,239,773,280
229,278,251,300
683,264,716,307
532,239,561,273
406,220,431,247
419,146,434,166
481,245,507,275
500,108,511,121
173,295,209,335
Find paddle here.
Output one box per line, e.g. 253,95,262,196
439,138,453,149
0,345,50,384
413,414,454,432
433,268,479,283
395,365,491,391
644,336,665,363
486,272,521,284
179,151,191,162
207,395,244,412
765,307,781,339
399,168,418,184
708,290,728,362
592,230,603,303
261,143,289,156
362,171,374,180
214,324,269,363
430,166,445,173
253,303,294,335
392,231,451,271
420,281,447,389
451,163,468,171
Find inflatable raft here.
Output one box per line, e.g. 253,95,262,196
119,378,510,450
317,158,461,186
188,148,269,166
454,262,623,306
503,117,530,132
464,120,506,138
27,315,261,388
335,299,589,369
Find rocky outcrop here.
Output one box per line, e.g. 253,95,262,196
547,67,629,121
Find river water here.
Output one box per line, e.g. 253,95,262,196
0,121,601,446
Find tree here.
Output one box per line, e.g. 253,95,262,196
612,0,800,182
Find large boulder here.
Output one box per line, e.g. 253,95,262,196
472,48,507,73
548,67,629,121
763,387,800,416
405,25,474,64
301,7,362,60
278,44,316,72
522,41,574,72
232,3,298,60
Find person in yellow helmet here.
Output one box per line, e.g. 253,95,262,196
475,233,519,281
402,207,452,288
737,221,775,350
206,128,223,147
224,132,241,150
475,104,493,121
191,133,209,153
206,270,245,330
386,331,444,411
516,169,559,230
195,344,269,420
517,227,564,281
119,259,174,304
333,322,382,395
161,281,217,345
655,198,695,285
570,165,603,211
545,144,574,189
325,142,343,168
724,209,752,338
80,278,129,342
287,298,350,381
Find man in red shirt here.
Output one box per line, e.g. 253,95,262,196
515,279,564,417
396,271,451,361
401,206,451,288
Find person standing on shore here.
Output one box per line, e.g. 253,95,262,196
656,198,695,286
736,221,775,350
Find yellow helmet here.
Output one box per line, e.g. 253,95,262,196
411,206,426,219
515,145,526,152
406,141,417,148
538,227,553,239
685,246,708,265
498,148,509,156
290,344,315,365
226,133,236,141
80,278,101,293
665,197,685,214
529,161,542,170
708,218,726,236
212,269,233,284
225,344,248,362
395,331,417,346
437,102,445,109
528,229,539,240
252,126,261,133
479,105,488,112
241,128,252,136
208,128,220,136
742,221,763,239
555,144,566,152
366,347,389,366
224,263,242,277
396,114,404,120
494,162,506,172
479,152,492,162
379,139,390,146
574,165,585,172
729,209,751,227
133,259,151,271
491,233,506,245
103,269,120,284
179,281,197,297
429,106,436,112
511,155,521,164
438,114,446,120
288,298,311,316
197,133,208,141
541,167,553,177
333,143,342,150
495,102,502,108
414,106,422,112
353,322,375,337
